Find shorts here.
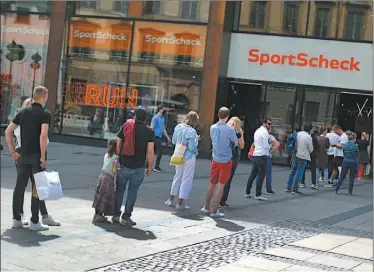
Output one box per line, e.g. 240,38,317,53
210,160,232,185
333,157,343,169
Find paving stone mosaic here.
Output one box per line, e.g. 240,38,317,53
89,219,373,272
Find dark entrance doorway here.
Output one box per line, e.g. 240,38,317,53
226,82,262,160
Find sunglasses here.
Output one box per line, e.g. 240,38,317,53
266,123,272,126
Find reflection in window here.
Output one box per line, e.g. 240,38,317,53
250,1,266,28
71,47,93,57
176,55,192,66
284,3,298,33
314,8,330,37
143,1,161,14
78,1,97,9
114,1,129,15
1,1,52,13
139,52,159,63
15,14,31,25
181,1,198,19
303,89,334,129
344,10,364,40
110,50,129,60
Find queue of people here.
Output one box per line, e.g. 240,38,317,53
4,87,372,227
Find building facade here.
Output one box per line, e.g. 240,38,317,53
1,0,373,164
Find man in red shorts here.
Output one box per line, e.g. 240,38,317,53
201,107,238,218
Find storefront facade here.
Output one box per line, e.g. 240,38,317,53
1,1,373,163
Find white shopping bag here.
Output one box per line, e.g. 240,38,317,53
170,143,187,166
33,171,64,200
365,164,371,176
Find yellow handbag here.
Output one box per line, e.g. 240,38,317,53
170,143,187,165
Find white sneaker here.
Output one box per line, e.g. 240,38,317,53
255,196,267,201
176,204,190,210
245,194,251,198
20,214,29,226
12,219,23,228
210,210,225,218
164,199,173,207
201,206,210,214
29,221,49,231
42,215,61,226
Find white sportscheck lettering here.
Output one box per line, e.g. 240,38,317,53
145,35,201,46
73,30,127,41
2,26,50,35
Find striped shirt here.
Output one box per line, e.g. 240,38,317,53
343,141,358,164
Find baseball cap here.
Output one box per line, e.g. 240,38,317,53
135,106,147,122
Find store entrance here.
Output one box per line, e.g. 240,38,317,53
338,92,373,135
227,82,262,160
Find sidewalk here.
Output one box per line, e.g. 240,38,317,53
1,142,373,271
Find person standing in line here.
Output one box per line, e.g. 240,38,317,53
5,86,60,231
335,132,358,195
329,125,348,186
201,107,238,218
245,117,272,201
300,128,320,189
286,124,313,195
326,126,340,187
113,107,155,226
151,104,171,173
165,111,200,210
316,127,330,186
219,117,244,207
12,98,59,227
255,127,280,195
357,132,370,180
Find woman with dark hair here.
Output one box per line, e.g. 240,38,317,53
316,127,330,185
357,132,370,180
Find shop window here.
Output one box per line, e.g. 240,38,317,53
314,7,330,37
344,9,364,40
71,47,94,57
181,1,198,20
139,52,159,63
250,1,267,28
114,1,129,15
110,50,130,60
78,1,97,9
175,55,192,66
15,14,30,25
284,2,298,33
1,1,52,13
143,1,161,15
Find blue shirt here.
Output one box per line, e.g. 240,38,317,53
343,140,358,164
210,122,238,163
172,124,198,160
151,114,165,138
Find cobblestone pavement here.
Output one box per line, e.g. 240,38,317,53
90,219,372,272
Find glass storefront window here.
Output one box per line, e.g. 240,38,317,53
75,1,129,18
263,86,296,161
1,13,50,126
0,1,52,14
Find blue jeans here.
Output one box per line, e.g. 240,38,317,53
256,156,273,191
115,166,145,218
335,162,356,194
286,157,308,191
316,168,329,184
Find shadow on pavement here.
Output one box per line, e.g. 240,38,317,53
213,218,245,232
93,221,157,241
172,212,205,221
1,228,60,247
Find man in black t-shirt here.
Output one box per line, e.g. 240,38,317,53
113,106,155,226
5,86,59,231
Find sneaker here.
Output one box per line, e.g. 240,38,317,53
265,190,275,195
311,185,318,190
201,206,210,214
176,204,190,210
164,199,173,207
285,189,292,193
210,210,225,218
120,217,136,226
291,190,303,195
255,196,267,201
153,167,163,173
92,215,106,223
42,215,61,226
300,184,306,188
12,219,23,228
112,216,120,223
244,194,251,198
319,177,323,182
20,214,29,226
334,190,338,195
325,184,333,188
29,221,49,231
219,203,229,208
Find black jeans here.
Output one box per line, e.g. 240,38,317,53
14,163,48,216
301,156,317,185
220,157,238,206
246,156,268,197
328,155,335,180
13,154,45,223
335,162,356,194
155,137,163,168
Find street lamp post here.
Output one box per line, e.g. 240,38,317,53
30,52,42,96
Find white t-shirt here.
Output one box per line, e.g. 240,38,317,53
102,153,119,177
14,126,49,149
253,126,270,157
334,133,348,157
326,132,339,156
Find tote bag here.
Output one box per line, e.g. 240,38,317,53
34,171,64,200
170,143,187,165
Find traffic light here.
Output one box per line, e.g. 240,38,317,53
6,40,25,62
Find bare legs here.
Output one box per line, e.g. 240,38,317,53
205,182,225,214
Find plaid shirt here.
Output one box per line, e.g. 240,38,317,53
343,140,358,164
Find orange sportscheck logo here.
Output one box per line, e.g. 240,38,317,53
248,49,360,71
